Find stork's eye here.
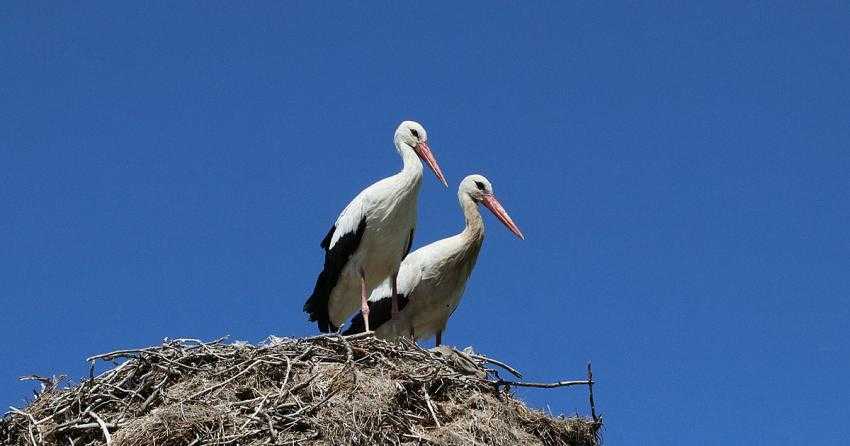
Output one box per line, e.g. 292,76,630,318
410,129,419,138
474,181,486,191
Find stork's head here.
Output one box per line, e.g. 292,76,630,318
460,174,525,240
395,121,447,187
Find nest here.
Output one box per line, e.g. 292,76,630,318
1,334,601,445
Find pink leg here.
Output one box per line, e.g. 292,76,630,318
360,271,371,332
391,272,400,319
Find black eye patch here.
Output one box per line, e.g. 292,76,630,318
410,129,419,138
474,181,486,191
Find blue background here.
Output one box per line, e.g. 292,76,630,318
2,2,848,444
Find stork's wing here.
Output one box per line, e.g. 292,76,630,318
444,283,470,322
303,196,367,333
326,196,367,250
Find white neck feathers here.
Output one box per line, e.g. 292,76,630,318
459,193,485,243
397,141,424,177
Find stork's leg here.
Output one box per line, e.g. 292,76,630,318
435,331,442,347
391,272,400,319
360,271,371,332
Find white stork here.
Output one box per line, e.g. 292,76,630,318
303,121,447,333
343,174,524,345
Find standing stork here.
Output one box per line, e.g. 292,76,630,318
303,121,447,333
343,174,524,345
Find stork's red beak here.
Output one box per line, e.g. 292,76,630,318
482,194,524,240
415,142,448,187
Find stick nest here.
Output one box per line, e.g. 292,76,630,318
1,334,601,445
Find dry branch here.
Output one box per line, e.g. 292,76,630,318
494,379,592,389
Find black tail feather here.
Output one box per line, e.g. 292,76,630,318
303,219,366,333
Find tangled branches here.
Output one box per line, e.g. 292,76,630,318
1,334,601,445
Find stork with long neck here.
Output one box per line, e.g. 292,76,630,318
303,121,447,333
343,174,524,345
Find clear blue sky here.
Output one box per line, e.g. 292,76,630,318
2,2,848,444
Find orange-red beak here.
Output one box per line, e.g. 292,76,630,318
415,142,448,187
481,194,524,240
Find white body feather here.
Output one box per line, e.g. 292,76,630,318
326,166,422,327
371,191,485,341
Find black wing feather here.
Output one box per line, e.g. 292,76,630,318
342,293,410,335
303,217,367,332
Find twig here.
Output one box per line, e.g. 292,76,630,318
587,361,597,421
89,348,205,372
303,331,373,341
141,375,169,412
341,331,374,341
265,412,277,441
421,384,441,427
449,430,486,446
54,422,118,433
284,388,339,419
86,410,113,446
10,407,40,445
171,337,230,359
86,348,147,363
493,379,591,389
467,353,524,378
187,359,261,400
287,372,319,395
240,394,270,430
